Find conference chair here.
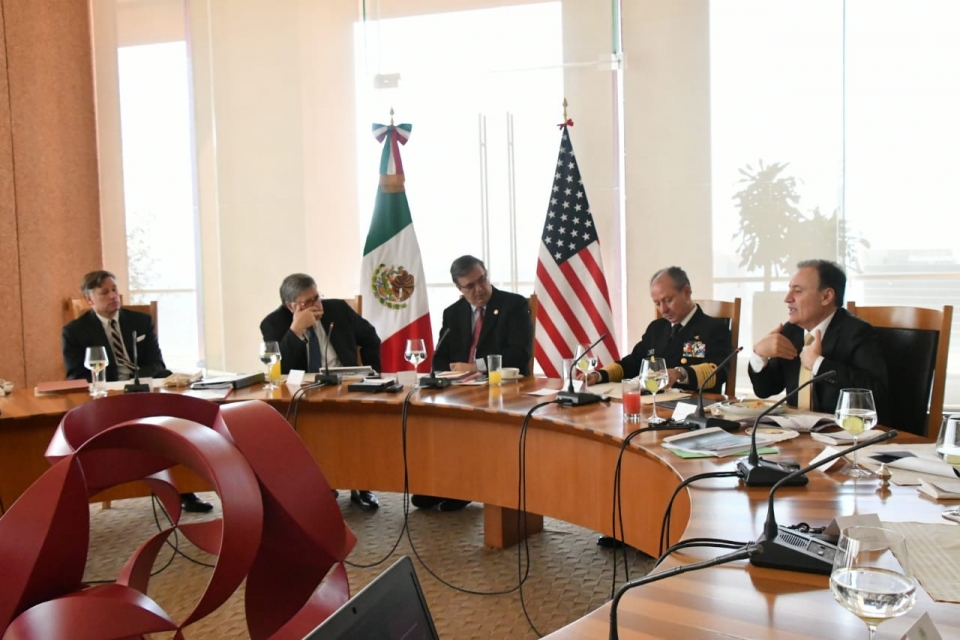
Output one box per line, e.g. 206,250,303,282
344,295,364,364
846,302,952,439
656,298,741,396
68,296,159,509
528,293,537,376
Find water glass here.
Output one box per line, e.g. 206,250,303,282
487,354,503,386
936,414,960,460
84,346,109,398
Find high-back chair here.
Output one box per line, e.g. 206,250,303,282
656,298,741,396
70,298,159,337
528,293,538,376
846,302,952,439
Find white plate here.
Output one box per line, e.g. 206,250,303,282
500,371,523,380
717,399,785,419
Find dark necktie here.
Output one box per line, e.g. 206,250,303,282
669,323,682,341
307,327,323,373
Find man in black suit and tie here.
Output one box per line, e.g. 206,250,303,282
749,259,889,423
414,255,533,512
585,267,732,393
61,270,212,513
260,273,382,510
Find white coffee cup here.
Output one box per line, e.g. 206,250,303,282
502,367,520,379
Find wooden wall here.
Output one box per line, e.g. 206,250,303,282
0,0,101,389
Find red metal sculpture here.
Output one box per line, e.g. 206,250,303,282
0,394,355,638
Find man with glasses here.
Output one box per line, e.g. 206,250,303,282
414,255,533,512
260,272,382,510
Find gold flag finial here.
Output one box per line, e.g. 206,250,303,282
563,98,568,121
389,107,395,126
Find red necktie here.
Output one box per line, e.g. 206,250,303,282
468,307,484,363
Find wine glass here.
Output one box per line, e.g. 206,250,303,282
829,526,916,639
835,388,878,477
404,339,427,375
640,357,669,424
259,341,281,390
574,344,598,389
84,346,109,398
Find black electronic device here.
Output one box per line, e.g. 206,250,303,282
682,346,742,431
123,330,151,393
749,429,898,574
557,333,608,406
419,327,452,389
736,370,837,486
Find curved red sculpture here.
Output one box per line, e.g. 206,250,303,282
0,394,356,638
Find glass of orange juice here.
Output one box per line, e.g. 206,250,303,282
486,354,503,386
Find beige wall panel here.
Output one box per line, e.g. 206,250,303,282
4,0,101,385
0,5,26,388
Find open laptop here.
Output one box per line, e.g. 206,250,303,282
304,556,439,640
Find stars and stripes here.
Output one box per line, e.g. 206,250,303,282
534,125,618,378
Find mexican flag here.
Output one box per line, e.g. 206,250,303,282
360,122,434,373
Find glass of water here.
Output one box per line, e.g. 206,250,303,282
84,346,109,397
829,526,916,639
835,389,878,477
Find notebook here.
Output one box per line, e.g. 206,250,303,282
304,556,439,640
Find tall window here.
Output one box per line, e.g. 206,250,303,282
353,3,564,327
117,42,201,370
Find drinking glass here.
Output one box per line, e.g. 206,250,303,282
574,344,598,389
829,526,916,639
835,389,878,477
486,354,503,386
84,346,109,398
640,357,668,424
259,341,281,390
404,339,427,374
622,378,642,422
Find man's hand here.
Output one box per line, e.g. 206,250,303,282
800,329,822,371
290,305,321,338
451,362,478,373
753,324,798,360
666,368,684,389
577,370,600,385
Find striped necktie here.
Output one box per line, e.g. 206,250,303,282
797,333,815,410
109,319,135,377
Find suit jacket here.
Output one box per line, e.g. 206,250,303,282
600,305,732,393
749,308,890,424
432,287,533,375
259,299,382,374
62,309,165,381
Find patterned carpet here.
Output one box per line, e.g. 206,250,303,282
83,492,655,639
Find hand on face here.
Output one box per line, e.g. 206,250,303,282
290,303,323,337
753,324,799,360
800,329,822,371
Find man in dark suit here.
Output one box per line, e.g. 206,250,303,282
586,267,732,394
61,270,212,513
414,255,533,512
749,259,889,423
260,273,381,510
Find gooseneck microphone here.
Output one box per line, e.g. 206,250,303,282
736,369,837,486
750,428,898,574
683,346,743,430
123,330,150,393
315,322,341,385
557,333,609,406
419,327,452,389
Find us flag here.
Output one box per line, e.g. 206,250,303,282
534,123,619,378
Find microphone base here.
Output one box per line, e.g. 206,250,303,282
315,373,341,385
123,382,151,394
557,390,604,406
684,413,742,432
418,375,451,389
750,527,837,575
737,458,809,487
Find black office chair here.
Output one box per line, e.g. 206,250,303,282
846,303,952,439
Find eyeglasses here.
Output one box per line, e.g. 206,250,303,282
457,273,488,292
294,294,323,309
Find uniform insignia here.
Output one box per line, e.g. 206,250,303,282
683,340,707,358
681,358,688,364
494,309,499,315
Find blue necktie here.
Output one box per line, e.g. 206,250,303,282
307,327,322,373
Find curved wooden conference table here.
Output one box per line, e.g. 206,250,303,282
2,377,959,638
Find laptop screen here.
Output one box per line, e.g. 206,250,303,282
304,556,439,640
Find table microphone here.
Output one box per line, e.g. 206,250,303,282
123,330,151,393
315,322,340,385
683,346,742,431
749,428,898,574
557,333,608,406
419,327,452,388
736,369,837,486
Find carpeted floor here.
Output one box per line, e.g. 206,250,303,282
84,492,655,639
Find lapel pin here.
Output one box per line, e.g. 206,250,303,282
493,309,499,315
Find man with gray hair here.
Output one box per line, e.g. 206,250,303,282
260,272,382,510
